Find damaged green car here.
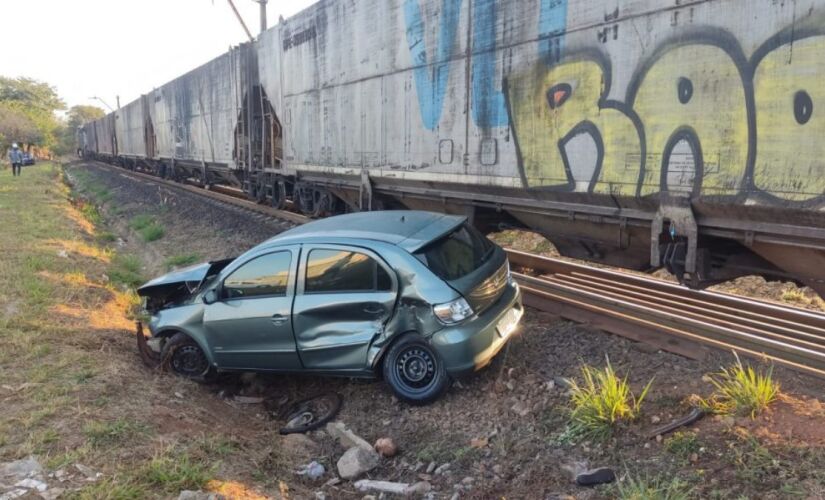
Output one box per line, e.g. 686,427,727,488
137,211,522,404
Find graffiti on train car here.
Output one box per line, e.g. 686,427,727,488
507,26,825,203
404,0,568,130
402,1,822,203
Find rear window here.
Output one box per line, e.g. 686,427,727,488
415,223,494,280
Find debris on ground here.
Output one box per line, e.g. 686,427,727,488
373,437,398,457
296,461,325,481
354,479,409,495
336,446,380,479
327,421,373,451
278,393,342,435
648,407,706,438
575,467,616,487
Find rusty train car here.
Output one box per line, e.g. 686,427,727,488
79,0,825,294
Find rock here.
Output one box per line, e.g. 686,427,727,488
177,491,225,500
449,493,460,500
405,481,432,496
545,380,556,391
327,422,373,452
296,461,325,480
554,376,574,390
0,457,43,480
374,437,398,458
337,447,380,480
469,437,488,449
354,480,409,495
13,478,47,492
425,462,437,474
461,477,474,485
434,463,451,475
40,487,66,500
57,250,68,258
74,463,100,481
315,492,326,500
511,401,530,417
650,415,661,424
324,477,341,487
655,434,663,443
689,453,699,463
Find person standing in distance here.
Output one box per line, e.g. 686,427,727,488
8,143,23,176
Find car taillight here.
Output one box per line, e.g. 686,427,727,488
433,297,474,324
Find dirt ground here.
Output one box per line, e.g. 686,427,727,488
3,161,825,499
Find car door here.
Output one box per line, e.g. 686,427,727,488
202,246,302,371
292,244,398,372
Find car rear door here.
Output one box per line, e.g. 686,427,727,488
292,244,397,372
202,246,302,370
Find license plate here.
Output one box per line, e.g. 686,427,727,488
496,307,522,338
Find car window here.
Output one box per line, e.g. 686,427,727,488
415,223,494,281
305,249,392,293
223,251,292,299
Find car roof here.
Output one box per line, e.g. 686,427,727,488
267,211,466,252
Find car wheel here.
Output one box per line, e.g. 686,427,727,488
383,334,449,405
160,332,217,383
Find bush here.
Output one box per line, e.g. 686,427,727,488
139,224,164,242
698,354,779,417
567,358,653,441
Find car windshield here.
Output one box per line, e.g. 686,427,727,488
415,223,494,281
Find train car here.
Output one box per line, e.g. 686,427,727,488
115,97,147,163
146,44,254,185
79,0,825,295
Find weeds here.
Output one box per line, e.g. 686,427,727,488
84,418,149,447
142,451,214,493
665,432,701,460
698,354,779,417
165,253,201,270
567,358,653,441
108,254,143,288
617,474,693,500
130,213,165,242
781,287,809,304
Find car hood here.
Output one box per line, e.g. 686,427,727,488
138,258,234,311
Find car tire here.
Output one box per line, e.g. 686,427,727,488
160,332,217,383
382,334,449,405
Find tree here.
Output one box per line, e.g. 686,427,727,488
0,76,66,151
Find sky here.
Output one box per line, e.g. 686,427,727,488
0,0,317,111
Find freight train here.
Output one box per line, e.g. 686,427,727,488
79,0,825,295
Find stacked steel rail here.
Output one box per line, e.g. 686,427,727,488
508,249,825,379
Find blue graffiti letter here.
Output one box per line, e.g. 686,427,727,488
539,0,568,63
404,0,463,130
471,0,508,128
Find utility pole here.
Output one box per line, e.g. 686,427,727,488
116,95,121,109
254,0,268,34
89,96,114,112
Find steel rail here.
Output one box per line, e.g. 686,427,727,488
507,248,825,379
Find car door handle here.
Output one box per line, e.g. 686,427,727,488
363,306,384,315
270,314,289,325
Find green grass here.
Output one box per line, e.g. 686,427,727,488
567,358,653,441
129,214,165,242
84,418,149,447
138,223,165,242
665,431,701,460
129,214,154,230
141,452,214,493
698,354,779,417
164,253,201,270
616,475,693,500
108,254,143,288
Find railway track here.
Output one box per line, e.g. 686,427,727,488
81,161,825,379
82,161,309,226
508,249,825,379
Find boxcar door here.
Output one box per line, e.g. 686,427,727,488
292,245,397,373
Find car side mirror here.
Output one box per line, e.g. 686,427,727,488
203,289,219,305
